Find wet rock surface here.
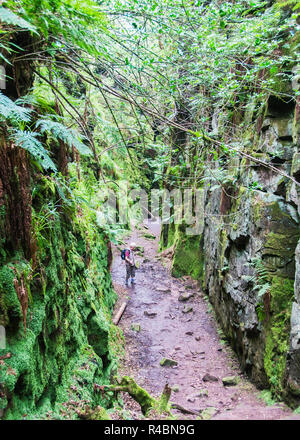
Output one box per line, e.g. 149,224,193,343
111,221,293,419
200,74,300,399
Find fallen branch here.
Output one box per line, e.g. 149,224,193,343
95,377,198,418
113,301,127,325
103,376,156,415
141,205,157,221
100,376,173,416
171,402,201,416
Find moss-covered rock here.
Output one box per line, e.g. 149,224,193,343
161,223,204,281
0,211,119,420
263,277,294,396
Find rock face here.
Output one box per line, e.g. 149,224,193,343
201,65,300,404
204,188,299,394
161,62,300,404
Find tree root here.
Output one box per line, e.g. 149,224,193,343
94,376,202,419
96,376,173,416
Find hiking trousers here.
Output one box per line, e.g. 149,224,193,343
126,264,135,282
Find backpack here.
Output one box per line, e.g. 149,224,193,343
121,249,129,260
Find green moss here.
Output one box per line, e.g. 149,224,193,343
81,405,111,420
0,264,23,327
218,228,228,276
142,233,156,240
253,198,264,224
0,210,119,420
159,223,176,251
251,152,267,159
264,276,294,397
234,185,247,212
121,376,156,415
170,225,204,280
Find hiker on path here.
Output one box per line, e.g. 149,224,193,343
125,242,136,286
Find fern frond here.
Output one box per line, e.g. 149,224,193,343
0,7,38,33
11,129,57,172
52,177,74,206
257,283,271,299
36,118,92,157
0,92,33,122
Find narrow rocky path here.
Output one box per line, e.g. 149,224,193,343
111,221,293,420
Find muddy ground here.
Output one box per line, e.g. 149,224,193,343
110,221,295,420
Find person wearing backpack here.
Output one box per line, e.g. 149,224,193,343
124,242,136,286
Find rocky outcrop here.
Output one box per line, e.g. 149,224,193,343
162,57,300,404
203,64,300,402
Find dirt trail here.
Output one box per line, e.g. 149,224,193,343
111,221,294,420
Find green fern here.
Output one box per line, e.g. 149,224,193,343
255,282,271,299
11,129,57,171
32,202,59,250
243,257,271,300
251,257,270,282
0,42,13,64
2,0,105,56
0,7,38,33
36,118,92,156
52,176,74,206
0,92,33,123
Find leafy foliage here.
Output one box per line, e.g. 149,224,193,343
0,6,38,33
243,257,271,301
0,92,33,123
36,118,92,156
11,129,57,171
32,202,60,252
2,0,106,54
259,390,278,406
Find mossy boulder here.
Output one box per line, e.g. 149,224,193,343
169,225,204,281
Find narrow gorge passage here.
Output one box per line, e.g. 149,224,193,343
111,221,293,420
1,0,300,423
